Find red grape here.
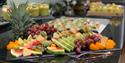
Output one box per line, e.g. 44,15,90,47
74,39,83,54
85,38,94,46
90,35,97,39
93,37,100,42
32,28,38,33
27,31,31,34
75,47,81,54
33,24,39,29
51,28,55,32
40,25,44,30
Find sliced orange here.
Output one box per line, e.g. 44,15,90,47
51,44,57,47
95,42,105,50
107,39,116,46
105,39,116,49
89,43,99,50
7,41,19,50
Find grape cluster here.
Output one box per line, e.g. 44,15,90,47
85,34,101,46
27,23,57,36
74,34,101,54
75,39,83,54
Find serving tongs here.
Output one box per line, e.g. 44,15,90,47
67,51,113,59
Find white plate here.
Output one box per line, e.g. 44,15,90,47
87,18,109,33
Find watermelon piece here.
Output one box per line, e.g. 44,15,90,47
10,49,23,57
47,47,65,55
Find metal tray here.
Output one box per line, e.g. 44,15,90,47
6,48,120,61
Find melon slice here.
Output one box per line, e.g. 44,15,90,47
36,35,45,42
31,50,42,55
23,48,32,56
27,35,33,41
47,47,65,54
18,38,24,45
10,49,22,57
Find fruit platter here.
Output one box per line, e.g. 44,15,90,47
6,16,116,60
87,2,124,17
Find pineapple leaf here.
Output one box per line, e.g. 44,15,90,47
18,2,28,20
9,0,17,12
8,0,35,39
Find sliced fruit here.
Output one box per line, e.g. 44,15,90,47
23,42,33,49
23,39,28,45
40,31,47,39
105,39,116,49
75,32,84,39
95,42,105,50
41,40,51,47
70,28,78,34
107,39,116,47
58,38,74,50
32,40,40,46
27,35,33,41
61,37,75,46
52,39,71,52
7,41,19,50
23,48,32,56
10,49,22,57
47,47,65,54
51,44,57,47
67,36,76,42
36,35,46,42
53,32,60,39
18,38,24,45
89,43,100,50
100,36,108,47
31,50,42,55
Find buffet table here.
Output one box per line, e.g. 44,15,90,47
0,0,125,63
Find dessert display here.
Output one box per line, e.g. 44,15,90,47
27,4,49,17
27,3,49,17
1,3,50,20
1,1,123,20
26,3,40,17
87,2,123,16
39,4,49,16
